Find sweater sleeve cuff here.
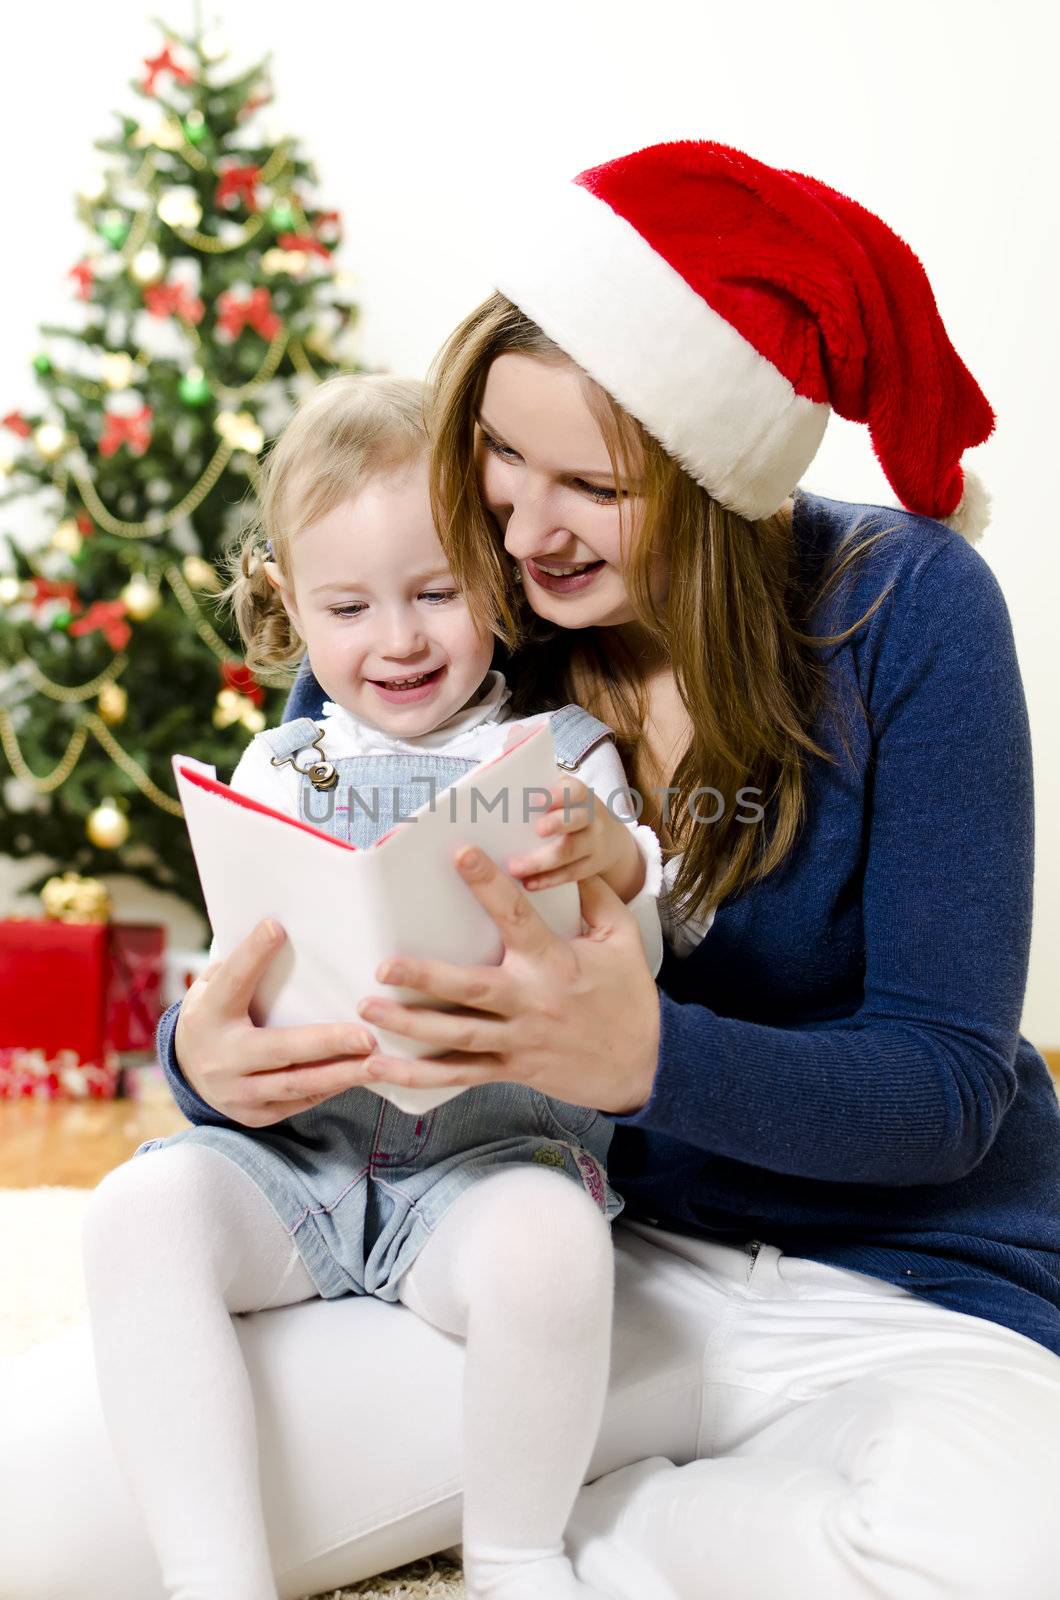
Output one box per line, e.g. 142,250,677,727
156,1001,238,1129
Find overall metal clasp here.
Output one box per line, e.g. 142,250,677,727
269,726,339,792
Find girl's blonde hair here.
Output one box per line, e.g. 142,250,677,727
429,294,889,925
222,375,429,676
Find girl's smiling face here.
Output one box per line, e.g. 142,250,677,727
477,353,667,628
269,455,494,737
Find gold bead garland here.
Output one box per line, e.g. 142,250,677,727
288,338,321,380
163,562,241,663
0,707,183,815
67,434,235,538
26,655,128,703
83,713,183,814
0,713,89,792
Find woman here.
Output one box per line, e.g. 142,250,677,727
4,141,1058,1600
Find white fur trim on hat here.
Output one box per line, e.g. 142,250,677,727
494,181,830,520
938,468,991,544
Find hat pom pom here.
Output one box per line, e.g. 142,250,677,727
939,468,991,544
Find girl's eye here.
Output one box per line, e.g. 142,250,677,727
420,590,457,604
329,603,366,618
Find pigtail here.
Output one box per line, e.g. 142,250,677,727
216,525,305,678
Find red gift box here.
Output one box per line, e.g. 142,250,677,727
0,919,166,1098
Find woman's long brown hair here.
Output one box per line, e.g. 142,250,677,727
429,293,890,928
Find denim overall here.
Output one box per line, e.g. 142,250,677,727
139,705,624,1301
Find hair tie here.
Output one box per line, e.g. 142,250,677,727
264,539,275,560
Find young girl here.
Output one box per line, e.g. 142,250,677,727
82,374,664,1600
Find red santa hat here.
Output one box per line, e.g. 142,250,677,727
495,141,994,540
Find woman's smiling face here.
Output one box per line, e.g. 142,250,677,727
476,353,667,629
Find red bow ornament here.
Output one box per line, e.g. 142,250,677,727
99,406,153,459
69,261,95,301
313,210,342,245
29,579,81,615
220,662,265,706
3,412,31,439
216,164,262,213
68,600,131,651
142,44,193,97
277,231,331,261
142,280,205,325
216,287,281,341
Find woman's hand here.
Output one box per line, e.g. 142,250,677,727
505,774,645,903
356,846,661,1114
174,920,378,1128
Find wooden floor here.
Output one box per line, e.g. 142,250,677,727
2,1052,1058,1189
0,1098,187,1187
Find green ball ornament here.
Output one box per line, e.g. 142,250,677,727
183,111,207,145
32,353,53,376
50,609,73,631
269,200,296,231
99,213,129,248
179,370,212,407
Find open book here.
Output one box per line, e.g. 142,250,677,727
173,722,580,1113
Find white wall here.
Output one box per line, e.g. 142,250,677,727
2,0,1057,1041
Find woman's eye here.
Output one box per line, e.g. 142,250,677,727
573,479,620,504
420,590,457,604
481,429,520,462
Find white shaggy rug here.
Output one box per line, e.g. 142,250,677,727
0,1186,465,1598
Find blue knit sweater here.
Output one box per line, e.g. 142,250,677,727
158,490,1060,1357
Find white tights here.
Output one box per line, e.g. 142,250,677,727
81,1144,614,1600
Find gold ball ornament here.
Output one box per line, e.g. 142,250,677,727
130,245,165,286
199,28,229,62
157,187,202,230
213,687,265,733
86,799,129,850
100,352,137,390
34,423,67,461
215,410,264,454
77,172,108,205
182,555,221,591
120,572,161,621
51,519,83,557
0,574,23,605
261,247,306,277
0,444,16,479
133,112,184,152
96,682,128,724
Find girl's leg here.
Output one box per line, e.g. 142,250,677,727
397,1166,614,1600
81,1144,316,1600
0,1222,708,1600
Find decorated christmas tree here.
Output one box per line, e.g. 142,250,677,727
0,20,359,915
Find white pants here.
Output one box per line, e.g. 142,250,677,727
2,1218,1058,1600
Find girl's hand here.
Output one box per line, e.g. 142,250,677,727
505,775,645,903
173,920,378,1128
356,846,660,1114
